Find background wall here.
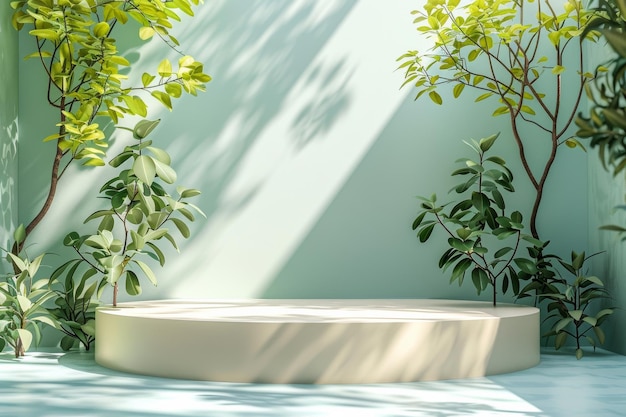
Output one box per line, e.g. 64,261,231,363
587,41,626,355
17,1,589,309
0,3,19,275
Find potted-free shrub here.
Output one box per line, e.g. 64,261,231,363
400,0,615,356
4,0,210,355
413,132,544,306
398,0,595,240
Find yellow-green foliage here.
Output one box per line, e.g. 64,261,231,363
10,0,211,167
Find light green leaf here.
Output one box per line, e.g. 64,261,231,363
146,146,171,165
551,65,565,75
569,310,583,321
29,29,58,41
14,224,25,244
177,187,202,198
17,329,33,352
135,260,158,286
125,271,142,296
139,26,155,40
132,155,157,186
7,252,27,272
154,159,177,183
157,59,172,76
165,82,183,98
170,218,190,238
81,320,96,336
142,73,156,87
133,119,161,139
93,21,110,38
17,295,33,312
151,91,173,110
31,316,57,329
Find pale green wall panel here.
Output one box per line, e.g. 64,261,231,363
0,3,19,274
16,1,589,309
586,41,626,355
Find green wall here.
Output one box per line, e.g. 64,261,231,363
16,1,589,309
587,41,626,355
0,3,19,275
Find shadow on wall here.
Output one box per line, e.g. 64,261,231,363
132,0,361,299
0,3,19,275
261,94,514,300
18,1,358,301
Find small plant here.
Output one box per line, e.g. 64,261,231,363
57,119,204,308
0,252,57,357
7,0,210,353
48,261,98,351
413,133,543,306
9,0,210,258
542,251,614,359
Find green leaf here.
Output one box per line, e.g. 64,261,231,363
17,295,33,312
429,91,443,105
7,252,27,272
157,59,173,76
165,82,183,98
133,119,161,139
551,65,565,75
177,187,202,198
494,247,513,258
93,21,110,38
418,223,436,242
576,348,584,360
170,218,190,238
134,260,158,286
139,26,155,40
514,258,537,274
151,91,173,110
583,316,597,327
479,133,499,152
146,146,172,165
555,331,568,349
555,317,573,333
565,138,586,151
475,92,493,102
17,329,33,352
60,335,76,352
132,155,157,186
142,73,156,87
81,320,96,337
154,159,177,183
14,224,25,244
125,271,142,296
451,258,472,284
453,83,465,98
594,326,606,344
29,29,58,41
146,242,166,267
569,310,583,321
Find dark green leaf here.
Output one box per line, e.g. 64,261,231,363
418,223,436,242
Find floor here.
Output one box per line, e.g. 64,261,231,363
1,348,624,417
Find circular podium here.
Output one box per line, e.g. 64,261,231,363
95,299,539,383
